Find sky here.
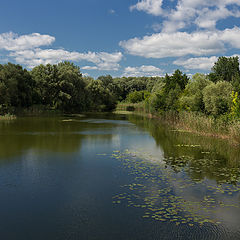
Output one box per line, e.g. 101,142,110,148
0,0,240,78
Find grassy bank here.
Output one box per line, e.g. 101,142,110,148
0,114,16,121
116,102,240,144
16,105,62,116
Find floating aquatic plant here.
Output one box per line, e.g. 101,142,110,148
109,149,240,227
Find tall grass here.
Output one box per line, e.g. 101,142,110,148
229,121,240,143
116,102,240,144
116,102,146,112
0,114,16,120
176,112,240,144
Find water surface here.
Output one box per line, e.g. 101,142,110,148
0,114,240,240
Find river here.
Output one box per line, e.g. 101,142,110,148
0,113,239,240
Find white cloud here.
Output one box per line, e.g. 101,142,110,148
173,56,218,70
9,48,123,70
120,30,222,58
0,32,123,70
130,0,164,16
220,26,240,48
0,32,55,51
152,23,162,32
123,65,163,77
82,66,98,70
109,9,116,14
130,0,240,32
173,54,240,70
82,72,90,77
194,5,235,29
120,27,240,59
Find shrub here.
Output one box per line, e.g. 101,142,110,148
179,73,211,112
203,81,232,116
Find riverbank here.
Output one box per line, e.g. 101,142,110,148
0,114,16,121
116,103,240,145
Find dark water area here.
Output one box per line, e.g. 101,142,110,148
0,114,240,240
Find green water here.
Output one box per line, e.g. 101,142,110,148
0,113,239,239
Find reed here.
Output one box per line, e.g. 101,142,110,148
116,102,240,144
0,114,16,121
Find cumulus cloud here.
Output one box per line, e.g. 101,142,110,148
166,0,240,32
0,32,123,70
161,0,234,32
9,48,123,70
0,32,55,51
220,27,240,48
82,66,98,70
130,0,240,32
123,65,163,77
173,56,218,70
120,27,240,58
130,0,164,16
173,54,240,70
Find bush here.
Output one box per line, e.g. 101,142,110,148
179,73,211,112
126,90,150,103
203,81,232,116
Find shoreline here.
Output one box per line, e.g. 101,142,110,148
115,105,240,146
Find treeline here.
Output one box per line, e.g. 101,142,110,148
1,56,240,121
0,62,118,114
123,56,240,120
0,61,165,115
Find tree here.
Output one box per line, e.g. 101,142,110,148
164,70,189,92
113,76,148,101
203,81,232,116
0,63,34,111
126,90,150,103
98,75,120,100
31,63,59,106
31,61,86,112
57,61,86,112
154,70,189,111
151,77,165,93
86,79,116,111
146,77,161,92
209,56,240,83
179,73,211,112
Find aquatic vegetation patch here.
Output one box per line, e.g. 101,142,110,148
110,150,240,227
174,144,201,148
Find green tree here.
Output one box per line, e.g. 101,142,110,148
126,90,150,103
86,79,116,111
146,77,161,92
209,56,240,83
203,81,232,116
31,62,86,112
113,76,147,101
98,75,120,100
156,70,189,111
0,63,34,112
57,61,86,112
31,63,59,106
179,73,211,112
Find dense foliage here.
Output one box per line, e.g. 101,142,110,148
129,57,240,121
1,56,240,120
0,62,118,114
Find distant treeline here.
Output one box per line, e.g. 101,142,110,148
1,56,240,120
122,56,240,120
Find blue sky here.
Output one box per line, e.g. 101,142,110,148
0,0,240,78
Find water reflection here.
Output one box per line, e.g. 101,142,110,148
0,115,127,160
0,113,239,240
127,114,240,184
